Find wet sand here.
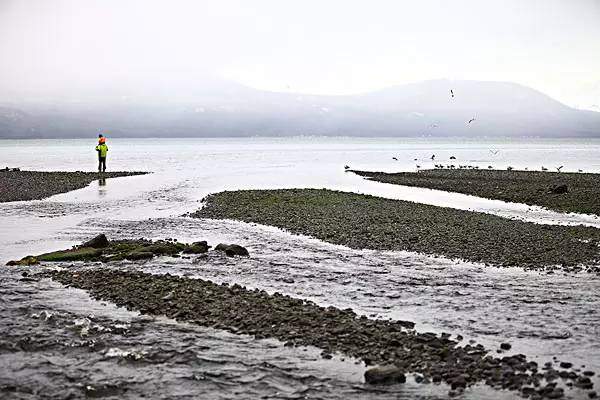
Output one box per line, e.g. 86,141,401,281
351,169,600,216
45,268,596,398
193,189,600,271
0,170,147,202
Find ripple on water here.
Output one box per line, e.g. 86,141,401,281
0,268,520,399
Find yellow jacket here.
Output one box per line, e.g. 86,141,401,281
95,143,108,157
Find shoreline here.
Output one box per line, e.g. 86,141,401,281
351,169,600,216
0,170,148,203
193,189,600,271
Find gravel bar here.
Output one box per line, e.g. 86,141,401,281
193,189,600,271
0,170,148,202
46,269,596,398
352,169,600,215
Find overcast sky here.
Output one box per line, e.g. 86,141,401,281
1,0,599,109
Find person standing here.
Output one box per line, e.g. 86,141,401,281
95,134,108,172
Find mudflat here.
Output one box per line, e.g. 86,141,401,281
0,170,147,202
352,169,600,215
193,189,600,271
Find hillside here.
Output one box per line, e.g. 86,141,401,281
0,79,599,138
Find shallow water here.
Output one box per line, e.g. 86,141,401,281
1,137,600,399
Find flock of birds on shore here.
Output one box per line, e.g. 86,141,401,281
345,155,584,173
343,88,587,174
345,146,585,173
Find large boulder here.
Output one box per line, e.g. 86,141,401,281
183,241,210,254
364,365,406,385
6,256,39,266
82,234,109,249
214,243,249,257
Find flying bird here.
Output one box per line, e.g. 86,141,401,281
468,118,476,124
344,165,350,170
392,157,398,161
449,156,456,160
556,166,563,172
489,149,499,155
430,154,435,160
450,89,454,98
541,166,548,171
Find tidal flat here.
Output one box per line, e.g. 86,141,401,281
352,169,600,215
0,170,147,202
193,188,600,271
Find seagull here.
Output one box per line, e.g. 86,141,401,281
507,166,513,171
416,165,421,169
468,118,476,124
578,169,583,173
541,166,548,171
489,149,499,155
430,154,435,160
556,166,563,172
488,165,493,169
344,165,350,170
450,156,456,160
392,157,398,161
414,158,418,161
450,89,454,98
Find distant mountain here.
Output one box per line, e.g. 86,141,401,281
0,79,599,138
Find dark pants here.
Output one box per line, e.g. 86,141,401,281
98,156,106,172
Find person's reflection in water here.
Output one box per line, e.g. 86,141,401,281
98,177,107,198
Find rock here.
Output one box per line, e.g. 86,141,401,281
450,374,468,389
364,365,406,385
139,242,184,255
576,377,594,389
225,244,249,257
38,248,102,262
214,243,229,252
126,251,154,260
559,361,573,369
214,243,249,257
82,234,109,249
589,391,597,399
546,388,565,399
500,342,512,350
549,184,568,194
6,256,39,266
183,241,210,254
